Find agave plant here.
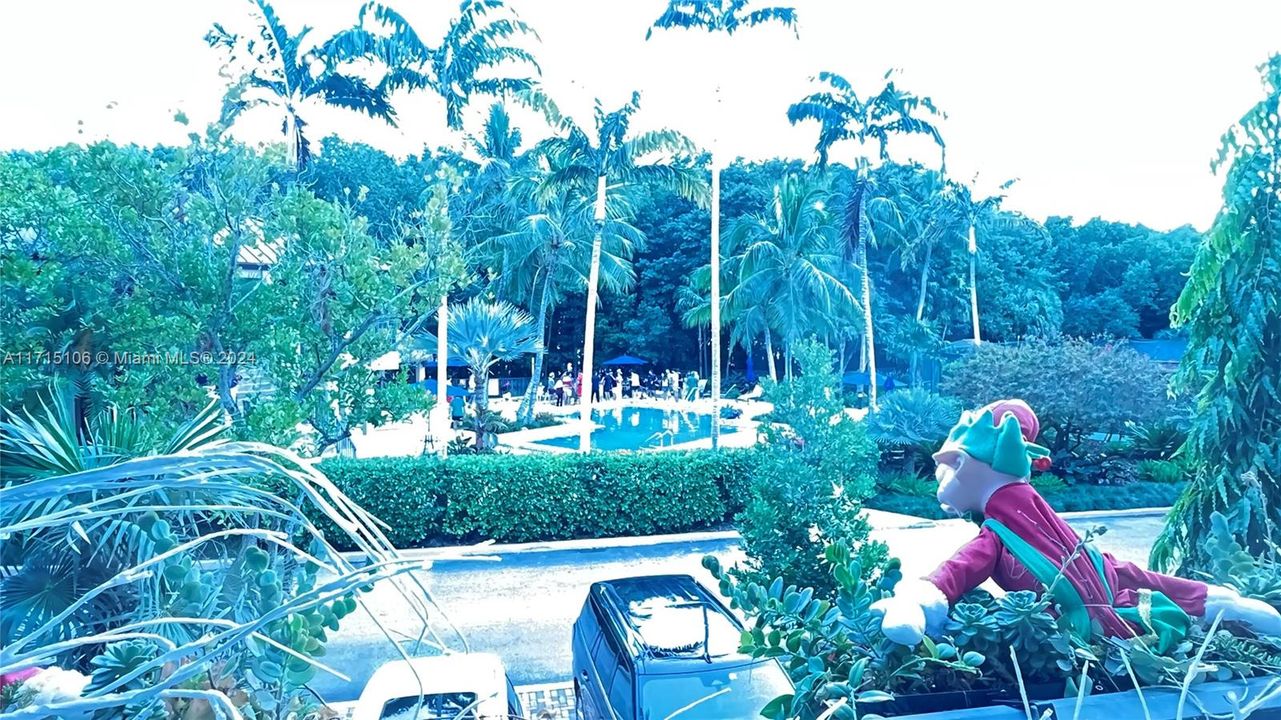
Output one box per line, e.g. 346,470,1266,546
0,386,458,719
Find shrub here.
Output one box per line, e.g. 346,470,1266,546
1126,419,1188,460
942,337,1170,454
733,339,883,598
317,449,759,548
867,481,1183,520
1137,458,1190,484
867,388,961,476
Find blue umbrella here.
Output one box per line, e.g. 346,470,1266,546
602,354,649,366
417,380,469,398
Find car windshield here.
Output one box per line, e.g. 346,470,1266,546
640,661,792,720
379,692,479,720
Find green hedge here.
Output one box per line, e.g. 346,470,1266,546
317,450,759,549
317,451,1184,550
867,481,1183,520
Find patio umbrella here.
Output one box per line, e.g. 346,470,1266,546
601,354,649,366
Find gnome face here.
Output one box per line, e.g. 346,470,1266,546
932,399,1048,517
934,450,1026,516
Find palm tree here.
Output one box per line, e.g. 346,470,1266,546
358,0,540,133
205,0,398,170
646,0,797,448
922,177,1020,344
788,71,945,408
491,190,645,425
356,0,539,458
531,92,706,451
422,299,538,446
724,174,856,378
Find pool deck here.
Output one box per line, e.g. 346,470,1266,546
497,396,770,453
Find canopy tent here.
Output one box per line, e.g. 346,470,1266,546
601,354,649,366
416,380,469,398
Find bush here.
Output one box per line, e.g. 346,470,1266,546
867,481,1183,520
733,339,884,598
1137,458,1190,484
1051,442,1140,486
508,412,565,431
867,388,961,476
317,449,760,549
942,337,1170,454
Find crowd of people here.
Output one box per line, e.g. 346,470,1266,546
543,364,704,407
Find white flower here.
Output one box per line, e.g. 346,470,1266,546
19,667,90,707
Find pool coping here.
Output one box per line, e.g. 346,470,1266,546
497,398,769,453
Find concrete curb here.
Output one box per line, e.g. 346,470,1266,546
339,529,741,563
339,506,1172,564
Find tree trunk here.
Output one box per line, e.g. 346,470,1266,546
474,365,489,449
434,295,449,458
765,329,777,382
968,222,982,345
516,269,554,424
785,340,793,382
710,161,722,449
915,242,933,323
579,175,607,452
859,198,880,411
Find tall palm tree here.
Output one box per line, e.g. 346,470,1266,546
421,299,538,446
646,0,797,448
788,71,945,408
723,174,856,378
923,177,1020,344
357,0,539,457
205,0,399,170
531,92,705,451
491,190,645,425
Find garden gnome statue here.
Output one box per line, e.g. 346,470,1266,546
873,399,1281,650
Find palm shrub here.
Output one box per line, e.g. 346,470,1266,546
866,388,960,476
0,386,447,719
732,339,884,598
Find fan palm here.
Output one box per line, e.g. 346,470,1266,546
205,0,399,170
788,70,945,408
530,92,706,451
490,187,645,425
421,299,538,446
646,0,796,448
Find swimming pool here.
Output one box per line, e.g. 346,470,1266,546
531,407,736,451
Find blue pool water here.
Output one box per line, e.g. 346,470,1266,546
532,407,736,451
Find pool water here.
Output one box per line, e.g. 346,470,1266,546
532,407,736,451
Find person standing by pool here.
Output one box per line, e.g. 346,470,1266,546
602,370,615,401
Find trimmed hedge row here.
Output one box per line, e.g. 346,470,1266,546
317,450,758,549
866,481,1183,520
317,451,1183,550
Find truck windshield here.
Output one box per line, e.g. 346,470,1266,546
379,692,479,719
639,661,792,720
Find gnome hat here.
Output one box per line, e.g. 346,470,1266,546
933,399,1050,478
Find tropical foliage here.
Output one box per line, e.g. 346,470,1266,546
1153,54,1281,574
0,386,446,719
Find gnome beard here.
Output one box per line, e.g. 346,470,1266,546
872,399,1281,648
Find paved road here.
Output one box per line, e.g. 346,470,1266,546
312,511,1167,704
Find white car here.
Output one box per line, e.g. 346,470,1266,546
351,652,524,720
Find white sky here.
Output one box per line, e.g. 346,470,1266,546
1,0,1277,232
